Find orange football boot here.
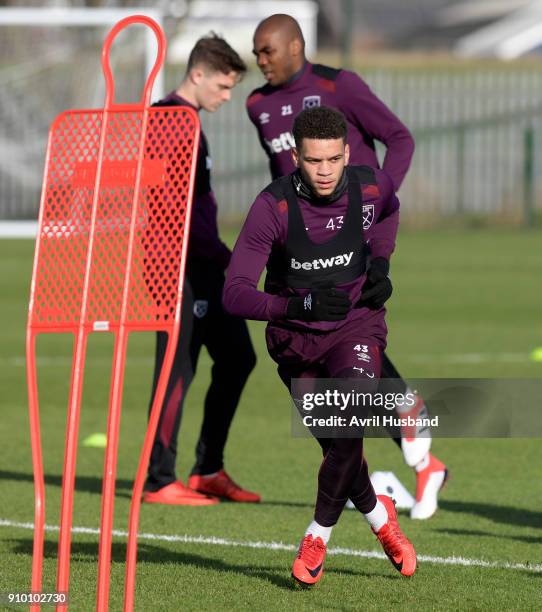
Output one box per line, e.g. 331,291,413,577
188,470,261,503
292,534,327,586
373,495,417,576
143,480,218,506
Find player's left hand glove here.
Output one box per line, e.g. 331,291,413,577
356,257,392,310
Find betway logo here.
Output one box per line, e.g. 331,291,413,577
291,252,353,271
265,131,295,154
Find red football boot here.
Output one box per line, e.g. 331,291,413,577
143,480,218,506
292,534,327,586
373,495,417,576
188,470,261,503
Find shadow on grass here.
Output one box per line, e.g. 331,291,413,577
252,499,314,509
435,527,542,545
8,538,396,589
0,470,133,495
4,470,542,530
0,470,316,507
439,500,542,530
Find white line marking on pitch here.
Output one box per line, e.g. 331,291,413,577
1,518,540,574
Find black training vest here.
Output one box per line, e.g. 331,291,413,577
264,166,374,292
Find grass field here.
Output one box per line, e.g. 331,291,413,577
1,227,541,611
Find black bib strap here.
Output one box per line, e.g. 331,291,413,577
263,175,290,201
346,166,363,224
264,166,372,291
311,64,341,81
349,165,377,186
283,175,310,245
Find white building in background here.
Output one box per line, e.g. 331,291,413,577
168,0,319,61
454,0,542,58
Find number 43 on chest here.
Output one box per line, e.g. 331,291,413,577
326,215,344,230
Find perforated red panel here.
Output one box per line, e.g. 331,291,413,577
128,107,197,327
31,111,101,328
29,106,198,331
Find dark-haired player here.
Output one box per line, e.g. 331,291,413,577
247,14,447,520
223,106,416,585
144,34,260,506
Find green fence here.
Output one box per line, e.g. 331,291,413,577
197,67,542,227
1,55,541,227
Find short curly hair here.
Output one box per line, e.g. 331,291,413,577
293,106,347,148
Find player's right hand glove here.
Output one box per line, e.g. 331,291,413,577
286,288,351,321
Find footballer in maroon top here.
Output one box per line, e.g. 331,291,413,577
144,35,259,506
224,105,418,584
247,63,414,191
243,14,448,527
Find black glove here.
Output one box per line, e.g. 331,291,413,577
357,257,392,310
287,288,351,321
366,257,389,282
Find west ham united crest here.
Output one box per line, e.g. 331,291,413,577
362,204,374,229
302,95,321,109
193,300,208,319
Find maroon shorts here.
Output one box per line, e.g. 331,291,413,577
266,316,384,382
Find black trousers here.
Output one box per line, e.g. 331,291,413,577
146,262,256,491
276,350,409,526
313,353,417,524
377,352,405,449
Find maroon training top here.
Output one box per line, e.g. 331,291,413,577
246,62,414,191
223,167,399,338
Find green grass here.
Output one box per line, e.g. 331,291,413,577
1,228,542,611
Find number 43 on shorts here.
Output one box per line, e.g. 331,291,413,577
354,344,368,352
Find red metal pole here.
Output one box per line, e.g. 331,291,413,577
56,330,88,607
96,328,129,611
98,17,165,600
123,331,178,612
124,99,199,611
27,329,45,612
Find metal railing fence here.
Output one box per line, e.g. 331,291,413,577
1,61,541,226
